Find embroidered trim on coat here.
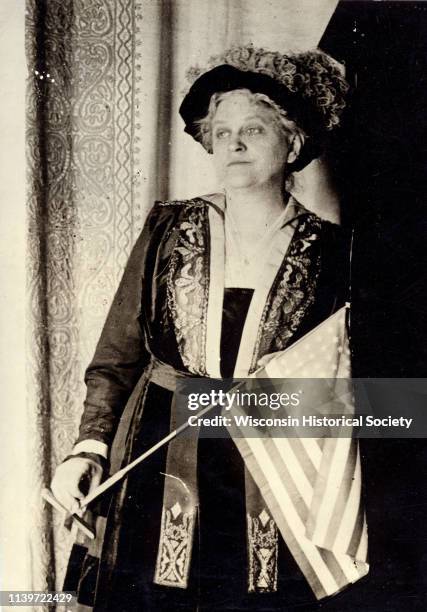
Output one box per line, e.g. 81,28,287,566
154,507,196,589
167,204,209,375
251,215,323,370
247,510,278,592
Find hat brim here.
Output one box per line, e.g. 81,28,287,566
179,64,322,172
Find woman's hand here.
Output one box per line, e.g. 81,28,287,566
51,457,103,514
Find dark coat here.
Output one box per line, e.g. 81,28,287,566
65,197,426,611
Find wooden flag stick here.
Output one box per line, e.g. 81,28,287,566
82,400,217,507
42,400,221,536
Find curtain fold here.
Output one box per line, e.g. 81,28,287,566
25,0,339,593
26,0,75,591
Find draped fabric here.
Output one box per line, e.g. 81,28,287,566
26,0,149,591
228,307,368,599
25,0,339,596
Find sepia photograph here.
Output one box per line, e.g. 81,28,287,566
1,1,426,610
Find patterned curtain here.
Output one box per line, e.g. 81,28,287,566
26,0,75,590
26,0,150,590
25,0,338,594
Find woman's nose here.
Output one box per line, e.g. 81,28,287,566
228,134,246,152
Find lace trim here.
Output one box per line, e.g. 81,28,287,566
247,510,278,593
167,205,209,375
251,215,322,369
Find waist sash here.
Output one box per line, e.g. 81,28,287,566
150,358,199,589
151,358,278,593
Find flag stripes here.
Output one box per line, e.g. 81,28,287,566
235,434,341,597
228,305,369,599
287,437,320,483
272,438,314,507
309,438,355,546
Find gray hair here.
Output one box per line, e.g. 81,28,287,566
195,88,306,156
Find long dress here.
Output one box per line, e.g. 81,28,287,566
64,194,355,611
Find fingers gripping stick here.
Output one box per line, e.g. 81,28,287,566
42,395,246,538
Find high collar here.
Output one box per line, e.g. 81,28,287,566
199,191,310,227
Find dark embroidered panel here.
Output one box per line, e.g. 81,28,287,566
154,508,196,588
247,511,279,593
251,214,323,370
166,201,210,375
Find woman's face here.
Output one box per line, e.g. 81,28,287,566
211,91,291,191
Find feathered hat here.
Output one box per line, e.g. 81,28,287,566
179,45,349,172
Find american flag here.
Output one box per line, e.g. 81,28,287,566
227,305,369,600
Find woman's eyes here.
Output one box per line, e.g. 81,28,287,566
245,126,264,136
215,129,230,139
214,125,265,139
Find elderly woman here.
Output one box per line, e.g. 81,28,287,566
52,46,353,611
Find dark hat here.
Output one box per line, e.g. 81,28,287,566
179,46,349,172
